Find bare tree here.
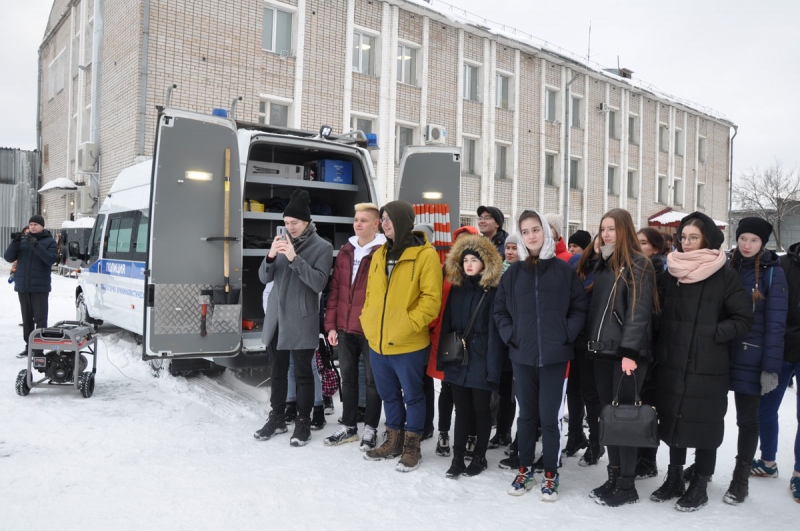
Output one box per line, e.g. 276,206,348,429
733,160,800,250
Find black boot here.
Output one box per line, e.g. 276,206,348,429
597,475,639,507
446,454,467,478
464,455,489,477
723,459,751,505
590,465,620,499
676,473,711,511
284,402,297,424
310,405,326,431
634,457,659,479
650,464,686,502
563,430,589,457
579,442,606,467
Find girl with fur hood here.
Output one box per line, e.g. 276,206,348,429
494,210,588,500
440,234,503,478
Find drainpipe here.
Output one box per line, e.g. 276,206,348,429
727,124,738,247
138,0,150,156
35,48,43,217
562,74,579,239
88,0,104,212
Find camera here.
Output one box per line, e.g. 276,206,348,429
11,231,22,242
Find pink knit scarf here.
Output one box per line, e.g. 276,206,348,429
667,249,727,284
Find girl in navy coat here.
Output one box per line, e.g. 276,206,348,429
724,217,788,505
440,234,503,478
494,210,587,501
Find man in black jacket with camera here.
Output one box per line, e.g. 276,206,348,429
4,215,58,358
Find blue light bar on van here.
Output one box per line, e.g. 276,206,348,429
212,108,228,118
365,133,378,149
185,171,213,181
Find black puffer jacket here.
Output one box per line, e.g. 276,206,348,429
586,253,655,362
781,241,800,363
4,229,58,293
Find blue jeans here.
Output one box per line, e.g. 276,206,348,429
288,352,323,407
370,347,428,434
758,361,800,473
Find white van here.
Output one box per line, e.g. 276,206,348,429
72,103,460,373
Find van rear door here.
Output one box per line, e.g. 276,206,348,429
143,110,242,360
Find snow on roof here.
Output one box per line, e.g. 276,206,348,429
649,209,728,228
108,159,152,194
402,0,732,125
61,217,96,229
38,177,78,193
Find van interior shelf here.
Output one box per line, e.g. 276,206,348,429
243,212,353,224
247,175,359,192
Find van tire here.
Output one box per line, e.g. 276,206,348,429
76,293,101,331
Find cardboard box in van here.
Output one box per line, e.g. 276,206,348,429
317,159,353,184
246,161,303,180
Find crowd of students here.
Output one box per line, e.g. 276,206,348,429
253,190,800,509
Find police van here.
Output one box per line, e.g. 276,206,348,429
71,100,460,373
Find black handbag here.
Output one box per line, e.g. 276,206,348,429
599,373,659,448
438,290,488,368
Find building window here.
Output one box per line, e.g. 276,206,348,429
659,125,669,153
462,137,479,175
698,136,707,162
463,63,480,101
460,215,475,228
673,177,683,206
571,96,582,128
351,116,374,135
258,99,290,127
657,174,667,203
495,144,510,179
697,182,705,207
607,166,618,195
71,31,80,78
627,170,638,198
628,115,639,145
263,5,293,55
674,129,684,156
397,44,417,85
545,153,557,186
397,126,414,163
47,49,66,101
608,109,620,140
569,158,582,190
353,31,377,75
546,88,559,122
496,74,510,109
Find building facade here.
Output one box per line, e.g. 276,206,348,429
38,0,735,237
0,148,39,253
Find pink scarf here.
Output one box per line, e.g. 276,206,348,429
667,249,727,284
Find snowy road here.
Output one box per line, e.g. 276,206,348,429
1,269,798,529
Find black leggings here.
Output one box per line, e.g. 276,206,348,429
438,381,454,432
670,447,717,476
495,371,516,435
734,392,761,463
451,384,492,459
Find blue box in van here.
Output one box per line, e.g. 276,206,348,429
318,159,353,184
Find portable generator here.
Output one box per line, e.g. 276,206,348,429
15,321,98,398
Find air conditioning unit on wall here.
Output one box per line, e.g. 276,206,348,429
598,103,609,112
426,124,447,145
77,142,97,172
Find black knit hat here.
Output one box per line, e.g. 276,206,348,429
736,217,772,246
678,211,724,250
461,249,484,264
568,230,592,250
29,214,45,227
283,189,311,222
477,206,504,229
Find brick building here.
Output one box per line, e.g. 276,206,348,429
38,0,735,237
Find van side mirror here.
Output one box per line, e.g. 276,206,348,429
68,241,85,261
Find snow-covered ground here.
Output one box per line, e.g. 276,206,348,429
1,268,798,529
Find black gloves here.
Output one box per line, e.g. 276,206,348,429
11,232,22,242
27,235,38,247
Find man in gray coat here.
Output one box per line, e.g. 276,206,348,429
254,189,333,446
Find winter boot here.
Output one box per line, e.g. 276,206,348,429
590,466,620,499
421,426,435,441
723,459,751,505
322,396,335,415
446,453,467,478
254,410,288,441
508,466,534,496
597,475,639,507
488,431,512,450
505,435,518,456
284,402,297,424
464,435,477,460
540,471,560,502
436,432,451,457
634,457,659,479
650,464,686,503
499,452,520,470
396,431,423,472
579,443,605,467
290,416,311,447
365,427,404,461
676,473,711,511
563,430,589,457
310,405,326,431
464,455,489,477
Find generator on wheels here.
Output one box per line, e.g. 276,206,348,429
15,321,98,398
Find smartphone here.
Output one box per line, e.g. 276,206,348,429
276,226,288,239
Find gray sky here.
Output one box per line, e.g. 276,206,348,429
2,0,798,177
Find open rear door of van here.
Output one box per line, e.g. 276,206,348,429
143,109,243,360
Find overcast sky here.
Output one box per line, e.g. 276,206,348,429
2,0,798,177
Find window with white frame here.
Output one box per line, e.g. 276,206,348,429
657,174,667,203
659,125,669,153
462,137,479,175
460,215,475,228
570,158,583,190
568,223,579,237
71,31,80,78
571,96,582,128
698,136,707,162
546,88,559,122
463,63,480,102
697,182,705,207
48,50,66,101
607,166,618,195
397,44,417,85
258,99,290,127
351,116,374,135
608,109,620,140
263,5,293,55
627,170,638,198
397,126,414,163
674,129,685,156
353,31,377,75
496,74,510,110
545,153,557,186
84,17,94,65
673,177,683,206
628,115,640,145
495,143,510,179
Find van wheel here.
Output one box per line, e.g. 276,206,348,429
76,293,100,332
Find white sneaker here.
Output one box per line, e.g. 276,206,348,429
360,425,377,452
324,425,358,446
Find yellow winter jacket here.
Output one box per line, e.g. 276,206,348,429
360,238,442,355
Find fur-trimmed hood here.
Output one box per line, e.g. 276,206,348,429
445,234,503,288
